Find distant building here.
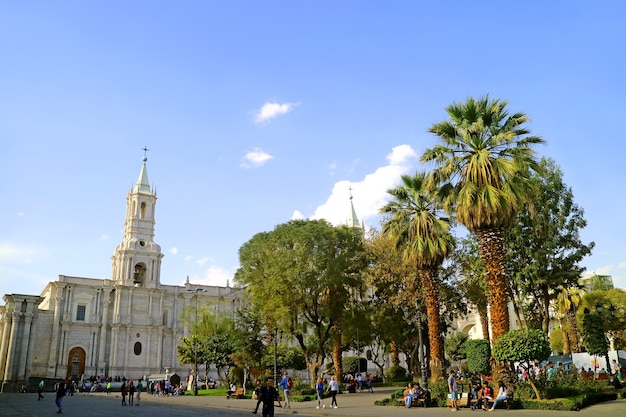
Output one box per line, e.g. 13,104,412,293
0,156,242,392
579,274,614,292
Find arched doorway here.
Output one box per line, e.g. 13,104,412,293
67,347,86,380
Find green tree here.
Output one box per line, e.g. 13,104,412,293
554,286,583,354
492,329,551,399
445,332,469,363
230,304,267,390
422,96,545,343
235,219,369,385
364,227,420,371
204,332,236,385
507,157,594,333
381,172,454,380
465,339,491,375
582,309,608,376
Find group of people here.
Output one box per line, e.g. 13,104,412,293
448,370,508,412
402,382,429,408
250,372,340,415
119,378,144,406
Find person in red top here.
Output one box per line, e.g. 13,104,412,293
478,381,493,410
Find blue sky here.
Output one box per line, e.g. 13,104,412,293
1,1,625,296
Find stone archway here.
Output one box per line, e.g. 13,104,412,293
67,347,86,381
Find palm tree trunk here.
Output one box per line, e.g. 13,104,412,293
567,310,581,353
333,322,343,385
478,305,490,341
559,318,571,355
390,341,400,367
420,268,444,381
476,227,510,342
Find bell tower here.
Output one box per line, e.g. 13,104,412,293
110,154,163,288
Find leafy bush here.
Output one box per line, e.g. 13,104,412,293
445,333,469,362
465,339,491,375
343,356,368,374
385,365,408,382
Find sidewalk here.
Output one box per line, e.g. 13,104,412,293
1,387,624,417
136,387,626,417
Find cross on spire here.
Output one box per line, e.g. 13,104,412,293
142,146,150,157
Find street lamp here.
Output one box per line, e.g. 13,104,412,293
403,300,429,388
273,327,278,383
188,287,206,396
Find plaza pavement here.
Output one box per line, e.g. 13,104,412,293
1,387,624,417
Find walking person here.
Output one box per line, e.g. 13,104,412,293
128,379,135,405
315,376,326,409
327,375,339,408
252,379,263,414
278,372,291,408
106,380,111,394
261,378,280,417
55,378,66,414
135,378,143,406
448,369,459,411
38,379,45,400
121,380,128,405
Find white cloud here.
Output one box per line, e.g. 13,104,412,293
184,255,193,262
290,210,304,220
310,144,418,227
196,257,209,266
254,101,299,124
170,247,178,255
0,243,35,264
183,265,235,288
241,148,274,168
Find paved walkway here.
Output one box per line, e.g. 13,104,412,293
1,387,624,417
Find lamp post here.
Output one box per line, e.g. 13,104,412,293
416,312,428,389
188,287,206,396
273,327,278,383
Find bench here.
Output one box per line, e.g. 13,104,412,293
397,396,428,408
227,387,245,399
469,394,511,410
446,392,471,408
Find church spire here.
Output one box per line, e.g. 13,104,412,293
110,151,163,288
346,186,363,230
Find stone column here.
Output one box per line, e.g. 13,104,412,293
0,307,14,383
3,312,19,381
97,289,111,374
48,286,64,377
16,311,33,380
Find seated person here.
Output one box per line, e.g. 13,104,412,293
488,381,508,411
608,374,623,389
476,381,493,410
226,383,236,399
413,382,426,400
403,383,415,408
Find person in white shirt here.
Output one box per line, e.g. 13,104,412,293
488,381,508,411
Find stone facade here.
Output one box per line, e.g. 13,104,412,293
0,157,242,392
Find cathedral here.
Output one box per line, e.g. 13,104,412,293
0,156,242,392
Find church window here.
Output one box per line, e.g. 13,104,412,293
76,305,86,321
134,342,142,355
140,202,146,219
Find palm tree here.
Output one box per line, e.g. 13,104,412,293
555,286,583,353
381,172,454,381
422,96,544,342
